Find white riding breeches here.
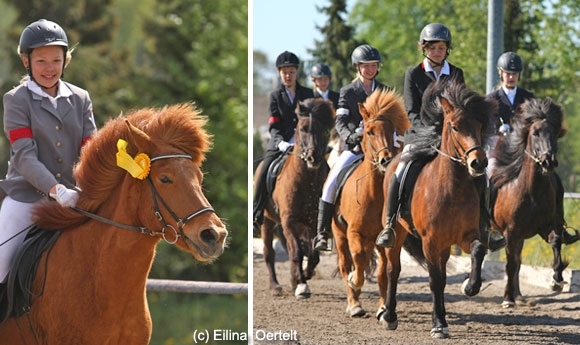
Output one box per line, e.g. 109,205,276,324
0,196,39,283
321,149,363,203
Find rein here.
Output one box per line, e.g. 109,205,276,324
72,153,215,245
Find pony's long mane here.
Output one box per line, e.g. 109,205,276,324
364,88,411,135
296,97,335,131
33,103,211,230
405,79,492,162
491,97,564,187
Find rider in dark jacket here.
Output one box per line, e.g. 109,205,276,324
253,51,314,232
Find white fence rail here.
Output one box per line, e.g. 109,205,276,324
147,279,248,295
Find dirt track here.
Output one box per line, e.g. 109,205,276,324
252,239,580,345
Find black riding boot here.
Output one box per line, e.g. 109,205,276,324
253,150,280,237
313,199,335,251
376,174,401,248
476,175,506,252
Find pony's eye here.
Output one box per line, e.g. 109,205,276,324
159,175,172,184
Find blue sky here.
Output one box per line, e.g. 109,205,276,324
252,0,354,63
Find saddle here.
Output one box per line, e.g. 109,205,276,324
334,155,364,201
397,159,426,221
266,152,290,195
0,226,60,323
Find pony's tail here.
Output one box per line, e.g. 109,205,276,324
403,234,427,269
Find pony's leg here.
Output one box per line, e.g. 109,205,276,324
461,239,486,296
335,227,364,317
292,235,312,299
262,218,282,295
377,242,402,331
281,220,308,298
304,245,320,280
503,236,524,307
426,247,451,339
547,230,569,292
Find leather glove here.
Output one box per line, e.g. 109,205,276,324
277,141,294,152
50,184,79,207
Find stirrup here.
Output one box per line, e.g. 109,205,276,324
314,233,332,252
485,229,506,252
376,226,396,248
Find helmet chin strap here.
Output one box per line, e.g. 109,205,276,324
423,50,450,67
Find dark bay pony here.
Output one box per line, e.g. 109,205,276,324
0,104,228,344
379,80,491,338
332,89,410,317
257,98,334,298
490,97,571,308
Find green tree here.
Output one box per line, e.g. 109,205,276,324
349,0,580,191
140,0,248,284
308,0,360,91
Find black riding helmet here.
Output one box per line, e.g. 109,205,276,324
19,19,68,54
276,51,300,69
419,23,452,47
18,19,68,83
351,44,382,67
311,63,332,78
497,52,523,73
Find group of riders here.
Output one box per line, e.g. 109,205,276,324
253,22,579,252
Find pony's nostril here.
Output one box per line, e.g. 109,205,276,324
200,229,216,245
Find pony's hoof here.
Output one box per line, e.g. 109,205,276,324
346,304,366,317
376,307,398,330
501,300,515,308
430,327,450,339
347,271,363,291
550,279,567,292
461,278,480,297
294,283,311,299
270,285,283,297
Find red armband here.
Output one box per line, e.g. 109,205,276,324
9,127,32,144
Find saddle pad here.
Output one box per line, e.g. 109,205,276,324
0,226,61,323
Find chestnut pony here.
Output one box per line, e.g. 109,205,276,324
332,88,410,317
0,104,228,344
379,80,491,338
490,97,573,308
257,98,334,298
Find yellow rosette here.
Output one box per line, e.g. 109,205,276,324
116,139,151,180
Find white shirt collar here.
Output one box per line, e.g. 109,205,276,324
423,58,450,80
316,88,329,99
502,86,518,104
27,80,72,109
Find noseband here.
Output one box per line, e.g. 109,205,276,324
73,153,215,244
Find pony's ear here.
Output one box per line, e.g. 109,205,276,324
439,97,453,115
295,100,307,117
358,102,369,121
124,119,152,154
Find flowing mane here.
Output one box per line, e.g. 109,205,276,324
33,103,212,230
405,79,493,162
364,88,410,135
491,97,565,188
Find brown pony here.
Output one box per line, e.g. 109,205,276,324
490,97,571,308
0,104,228,344
332,89,410,317
379,80,491,338
257,98,334,298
